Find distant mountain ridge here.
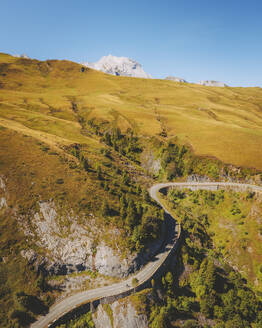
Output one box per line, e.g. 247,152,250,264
14,53,30,59
165,76,227,87
82,54,152,79
11,53,228,86
198,80,228,87
165,76,188,83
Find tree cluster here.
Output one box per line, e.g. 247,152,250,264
102,128,142,162
143,190,262,328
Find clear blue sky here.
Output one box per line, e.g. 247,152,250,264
1,0,262,86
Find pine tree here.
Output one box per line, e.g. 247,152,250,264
142,189,150,203
165,272,174,295
126,199,137,229
136,184,142,194
205,260,216,291
83,158,89,171
120,205,126,219
120,194,126,208
103,181,109,191
101,200,110,216
96,165,102,180
136,203,143,219
121,172,129,186
127,199,136,217
119,194,127,219
104,132,112,146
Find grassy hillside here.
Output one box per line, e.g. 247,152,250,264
1,53,262,170
162,188,262,293
0,126,165,326
1,53,262,327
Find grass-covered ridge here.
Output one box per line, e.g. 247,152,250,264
1,53,262,170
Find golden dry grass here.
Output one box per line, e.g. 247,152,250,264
1,53,262,169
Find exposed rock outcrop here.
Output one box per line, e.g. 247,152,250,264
93,300,148,328
13,54,30,59
0,176,7,210
186,174,211,183
19,199,165,277
0,197,7,209
19,201,131,276
166,76,188,83
141,149,161,175
0,176,6,191
198,80,228,87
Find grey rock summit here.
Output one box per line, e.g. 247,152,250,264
82,54,152,78
14,53,30,59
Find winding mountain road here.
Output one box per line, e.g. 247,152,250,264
31,182,262,328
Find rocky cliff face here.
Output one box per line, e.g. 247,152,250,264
0,171,134,277
141,149,161,175
186,174,211,183
82,55,152,78
17,198,165,277
18,200,135,276
93,300,148,328
1,169,165,279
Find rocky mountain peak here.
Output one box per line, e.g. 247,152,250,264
14,53,30,59
82,54,152,78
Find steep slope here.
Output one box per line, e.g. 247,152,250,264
145,186,262,328
0,118,163,327
1,53,262,170
0,53,262,327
